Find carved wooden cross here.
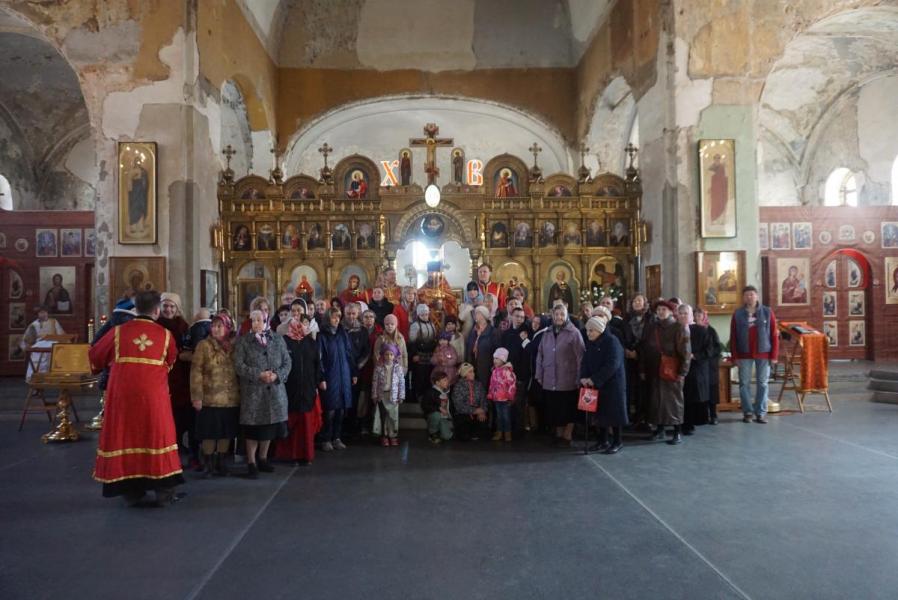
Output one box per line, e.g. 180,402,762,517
410,123,453,186
529,142,542,167
222,145,236,169
318,143,333,167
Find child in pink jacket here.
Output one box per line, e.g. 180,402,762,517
487,347,516,442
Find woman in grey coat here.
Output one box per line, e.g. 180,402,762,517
535,304,585,447
234,309,291,478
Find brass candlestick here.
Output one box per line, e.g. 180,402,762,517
86,390,104,431
42,390,80,443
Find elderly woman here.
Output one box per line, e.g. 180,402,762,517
580,316,628,454
526,314,551,432
190,313,240,477
234,309,291,478
466,305,499,385
158,292,195,466
640,300,692,445
535,304,585,447
408,303,438,402
458,281,484,339
623,294,649,425
318,307,357,451
277,313,323,465
239,296,271,336
683,306,722,433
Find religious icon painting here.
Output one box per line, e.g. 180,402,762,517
538,220,557,247
8,335,25,362
862,230,876,245
451,148,465,184
305,223,325,250
337,264,370,298
84,228,96,257
698,139,736,238
792,223,812,250
256,223,277,251
848,291,865,317
770,223,791,250
839,224,856,242
495,261,530,297
344,168,370,199
9,270,24,300
289,265,321,303
240,187,264,200
609,219,630,246
332,224,352,250
35,228,58,257
494,167,520,198
758,223,769,251
357,222,377,250
237,279,266,317
847,258,863,288
885,257,898,305
109,257,166,307
590,257,626,308
823,321,838,347
544,261,578,312
289,187,315,200
562,221,581,246
513,222,532,248
776,257,810,306
824,260,837,288
489,222,509,248
14,237,28,253
882,222,898,248
39,266,76,315
201,270,219,311
118,141,157,244
232,223,252,251
286,176,316,200
8,303,26,330
59,228,82,257
822,291,836,317
548,184,573,197
849,320,866,346
398,148,413,187
282,223,301,250
696,251,746,314
818,230,832,245
585,219,607,247
420,214,445,238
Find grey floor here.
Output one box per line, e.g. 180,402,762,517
1,372,897,600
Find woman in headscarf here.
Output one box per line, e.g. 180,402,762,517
158,292,195,467
466,305,499,385
535,304,585,447
458,281,484,339
238,296,271,336
640,300,692,445
623,294,649,426
190,313,240,477
276,313,323,465
526,314,551,432
318,307,357,451
408,303,438,402
580,316,628,454
683,306,722,433
234,309,291,477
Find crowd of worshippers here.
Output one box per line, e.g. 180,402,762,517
90,269,778,481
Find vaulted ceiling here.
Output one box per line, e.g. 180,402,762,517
236,0,613,70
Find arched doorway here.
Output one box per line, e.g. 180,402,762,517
817,248,872,359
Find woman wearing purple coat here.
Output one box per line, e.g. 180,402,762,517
535,304,585,447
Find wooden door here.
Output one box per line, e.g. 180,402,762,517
820,253,871,359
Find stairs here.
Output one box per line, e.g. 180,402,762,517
869,370,898,404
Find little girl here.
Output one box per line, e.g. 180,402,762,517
430,331,459,385
371,343,405,446
487,347,516,442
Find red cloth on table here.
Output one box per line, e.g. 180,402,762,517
274,395,323,462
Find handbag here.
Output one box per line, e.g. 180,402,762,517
578,386,599,413
655,329,681,382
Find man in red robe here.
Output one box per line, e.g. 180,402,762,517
476,263,506,309
90,290,185,507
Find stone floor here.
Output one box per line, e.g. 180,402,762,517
1,369,897,600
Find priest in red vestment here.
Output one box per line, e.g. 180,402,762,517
476,263,506,309
89,290,185,506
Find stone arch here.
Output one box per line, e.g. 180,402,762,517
282,95,574,181
392,201,475,250
758,6,898,207
583,76,638,177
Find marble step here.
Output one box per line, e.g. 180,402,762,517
868,379,898,393
871,390,898,405
869,370,898,382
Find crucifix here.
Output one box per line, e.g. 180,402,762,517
529,142,542,167
528,142,543,181
318,142,333,182
410,123,453,186
578,142,591,182
220,144,236,182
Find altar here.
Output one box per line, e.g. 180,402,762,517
213,125,645,315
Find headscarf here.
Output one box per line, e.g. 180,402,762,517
464,281,483,306
250,309,269,346
380,342,400,358
211,314,233,352
592,305,612,321
160,292,182,316
678,304,695,325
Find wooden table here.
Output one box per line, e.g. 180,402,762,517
717,359,740,412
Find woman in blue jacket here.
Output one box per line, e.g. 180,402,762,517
318,307,357,451
580,316,628,454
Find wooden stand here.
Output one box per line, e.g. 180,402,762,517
776,323,832,413
717,360,740,412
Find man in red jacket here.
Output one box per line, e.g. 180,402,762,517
730,286,779,424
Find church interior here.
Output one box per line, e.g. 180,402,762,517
2,1,898,598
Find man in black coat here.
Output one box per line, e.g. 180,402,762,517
342,302,371,437
500,306,532,432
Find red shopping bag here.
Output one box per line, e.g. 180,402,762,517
578,387,599,413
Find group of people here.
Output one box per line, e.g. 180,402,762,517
86,265,779,507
